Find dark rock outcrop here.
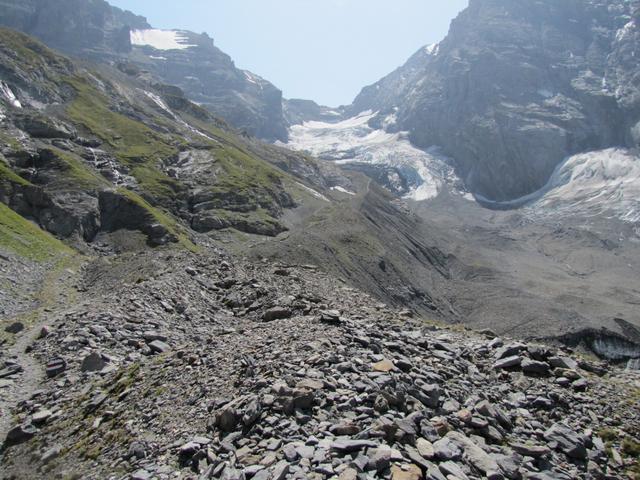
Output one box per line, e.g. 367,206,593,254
0,0,288,141
350,0,640,202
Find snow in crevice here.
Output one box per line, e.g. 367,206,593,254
285,110,465,201
1,82,22,109
296,182,330,202
479,148,640,223
616,20,635,42
142,90,215,141
331,186,356,196
243,71,263,90
425,43,440,56
130,29,196,50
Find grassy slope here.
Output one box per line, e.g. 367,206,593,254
0,202,73,261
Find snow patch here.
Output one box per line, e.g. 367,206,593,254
149,55,167,61
382,112,398,129
0,82,22,109
537,89,554,99
130,29,196,51
616,20,635,42
331,186,355,196
296,182,330,202
142,90,215,141
286,111,465,201
425,43,440,56
243,71,263,90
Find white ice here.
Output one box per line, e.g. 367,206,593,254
130,29,195,51
286,111,463,201
425,43,440,56
331,186,356,195
0,82,22,109
480,148,640,223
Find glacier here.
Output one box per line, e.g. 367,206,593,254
284,111,465,201
478,148,640,224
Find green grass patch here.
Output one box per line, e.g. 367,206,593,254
0,28,70,73
41,147,108,190
65,76,183,202
117,187,197,251
623,438,640,458
0,160,30,186
0,203,73,261
598,428,619,443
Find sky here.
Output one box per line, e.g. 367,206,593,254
109,0,469,107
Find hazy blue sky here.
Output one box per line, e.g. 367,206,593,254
110,0,468,106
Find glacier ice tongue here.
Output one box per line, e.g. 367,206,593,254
285,111,464,201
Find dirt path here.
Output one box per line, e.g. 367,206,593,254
0,256,83,446
0,321,47,443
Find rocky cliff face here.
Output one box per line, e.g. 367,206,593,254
351,0,640,202
0,28,326,248
0,0,289,141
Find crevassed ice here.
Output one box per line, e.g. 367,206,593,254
130,29,196,50
535,148,640,223
286,111,462,201
481,148,640,223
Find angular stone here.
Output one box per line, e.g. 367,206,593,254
319,310,341,324
329,422,360,436
416,438,435,459
494,342,526,359
493,355,522,369
331,439,378,453
148,340,170,353
369,445,403,471
544,423,587,459
549,356,578,370
511,442,551,458
521,358,550,375
391,464,422,480
81,352,107,372
5,423,37,445
45,357,66,378
263,307,292,322
4,322,24,334
447,431,499,474
32,409,52,425
433,437,462,460
372,359,395,372
439,460,469,480
215,406,239,432
271,460,290,480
